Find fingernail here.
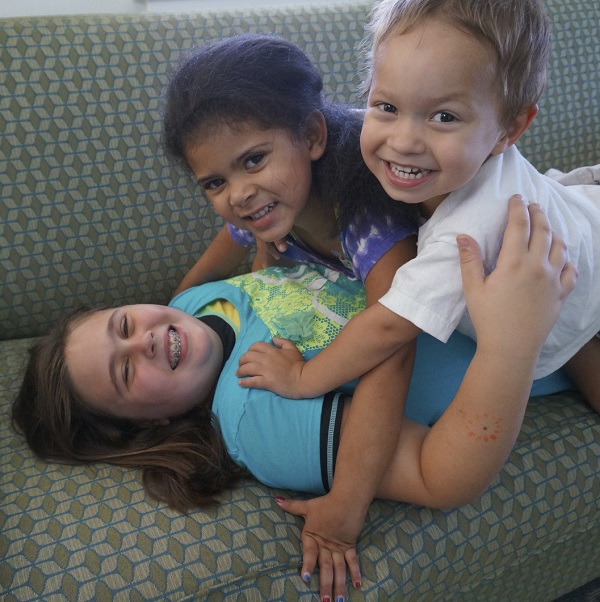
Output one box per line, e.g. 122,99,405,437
302,572,310,583
322,597,331,602
336,597,345,602
456,235,469,249
355,580,362,589
275,497,285,504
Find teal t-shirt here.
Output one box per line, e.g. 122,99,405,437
170,264,574,494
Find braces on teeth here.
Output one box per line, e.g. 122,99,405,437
169,328,181,369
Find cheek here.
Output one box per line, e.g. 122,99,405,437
360,125,378,163
208,196,234,221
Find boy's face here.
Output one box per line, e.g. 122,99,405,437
65,304,223,422
185,122,325,243
361,19,510,218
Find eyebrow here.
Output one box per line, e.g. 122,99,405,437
107,310,122,396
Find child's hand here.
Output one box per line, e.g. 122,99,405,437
457,195,577,360
252,240,284,270
237,338,308,398
275,493,363,602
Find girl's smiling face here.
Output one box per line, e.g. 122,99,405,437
65,304,223,422
185,118,326,242
360,19,512,218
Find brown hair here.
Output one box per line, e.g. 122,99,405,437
12,306,246,512
360,0,551,124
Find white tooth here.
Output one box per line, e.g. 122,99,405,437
250,203,274,220
390,164,429,180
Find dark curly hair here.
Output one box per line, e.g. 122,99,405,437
162,33,416,235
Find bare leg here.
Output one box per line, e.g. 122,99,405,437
564,336,600,415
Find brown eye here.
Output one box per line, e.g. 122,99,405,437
432,111,456,123
123,358,130,384
122,315,129,337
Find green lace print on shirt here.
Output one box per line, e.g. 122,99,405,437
227,264,366,353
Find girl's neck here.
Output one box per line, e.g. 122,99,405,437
293,195,342,259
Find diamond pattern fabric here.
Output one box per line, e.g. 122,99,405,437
1,1,598,339
1,1,599,600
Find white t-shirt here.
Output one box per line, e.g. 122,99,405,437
379,145,600,378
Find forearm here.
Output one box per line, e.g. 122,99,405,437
418,347,538,507
300,303,418,396
173,226,250,297
329,344,415,517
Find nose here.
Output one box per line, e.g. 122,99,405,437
229,177,256,208
387,116,426,155
125,330,156,359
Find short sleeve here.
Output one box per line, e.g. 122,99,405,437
343,213,416,282
227,223,256,246
379,239,466,342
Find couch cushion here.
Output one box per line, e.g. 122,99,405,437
2,338,599,600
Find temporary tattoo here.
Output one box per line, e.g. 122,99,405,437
460,409,501,442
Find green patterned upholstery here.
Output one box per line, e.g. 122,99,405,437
0,3,369,341
1,0,599,340
1,1,599,600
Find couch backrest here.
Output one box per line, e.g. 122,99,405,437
1,0,598,340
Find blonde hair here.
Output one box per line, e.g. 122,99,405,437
360,0,551,123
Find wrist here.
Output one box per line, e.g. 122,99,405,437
327,484,373,521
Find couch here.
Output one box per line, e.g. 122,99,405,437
1,1,599,600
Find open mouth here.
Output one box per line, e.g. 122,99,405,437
168,327,181,370
389,163,432,180
247,203,275,221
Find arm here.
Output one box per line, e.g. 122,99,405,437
287,239,417,600
173,225,251,297
375,199,577,506
277,196,577,601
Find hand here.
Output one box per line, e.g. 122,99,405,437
276,494,363,602
237,338,308,398
252,240,284,270
457,195,577,359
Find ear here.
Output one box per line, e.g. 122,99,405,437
490,104,538,156
305,110,328,161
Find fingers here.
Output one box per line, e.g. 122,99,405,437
456,234,484,296
274,238,288,254
559,261,578,296
237,341,280,372
345,548,362,592
237,375,267,389
524,200,578,297
313,549,348,602
271,337,297,349
275,497,361,602
526,201,552,255
497,194,531,255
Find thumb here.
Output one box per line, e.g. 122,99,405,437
457,234,484,291
272,337,296,349
274,238,288,253
275,496,307,518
